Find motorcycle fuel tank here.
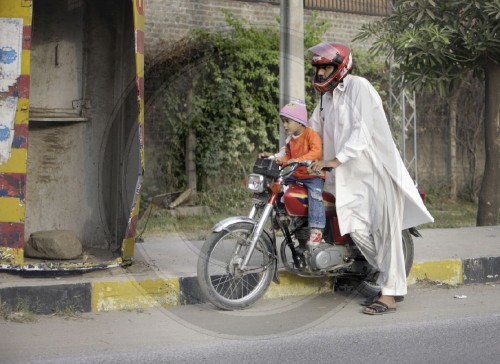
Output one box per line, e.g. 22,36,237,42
283,184,336,217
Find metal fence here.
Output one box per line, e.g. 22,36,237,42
244,0,393,16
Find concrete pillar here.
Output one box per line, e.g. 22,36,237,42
279,0,305,147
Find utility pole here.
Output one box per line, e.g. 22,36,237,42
279,0,305,147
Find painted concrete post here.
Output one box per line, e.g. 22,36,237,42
279,0,305,148
0,1,32,266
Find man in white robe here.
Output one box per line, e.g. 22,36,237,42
308,42,434,315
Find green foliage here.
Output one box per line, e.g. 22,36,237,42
157,12,329,191
354,0,500,95
197,182,252,214
191,13,281,177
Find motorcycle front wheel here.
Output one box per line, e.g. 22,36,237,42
197,222,276,310
356,229,414,298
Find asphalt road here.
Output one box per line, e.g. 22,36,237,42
2,282,499,364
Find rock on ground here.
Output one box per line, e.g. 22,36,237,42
25,230,83,260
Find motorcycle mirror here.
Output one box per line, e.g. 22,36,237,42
280,162,298,178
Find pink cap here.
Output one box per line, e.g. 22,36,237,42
279,100,308,127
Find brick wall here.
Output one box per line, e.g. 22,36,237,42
144,0,380,58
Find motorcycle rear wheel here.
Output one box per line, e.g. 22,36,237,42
355,229,414,298
197,222,276,310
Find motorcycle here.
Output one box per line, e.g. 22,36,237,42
197,158,418,310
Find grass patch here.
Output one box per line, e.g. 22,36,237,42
138,183,252,239
0,299,38,323
121,305,145,314
138,185,488,238
52,305,85,320
421,194,479,229
0,300,9,318
414,278,458,289
138,210,233,240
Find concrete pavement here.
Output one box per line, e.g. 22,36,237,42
1,226,499,314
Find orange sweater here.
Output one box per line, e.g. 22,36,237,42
281,128,324,180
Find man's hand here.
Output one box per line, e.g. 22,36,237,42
310,159,340,173
310,160,328,172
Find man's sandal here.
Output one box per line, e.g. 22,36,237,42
360,292,404,307
362,300,397,315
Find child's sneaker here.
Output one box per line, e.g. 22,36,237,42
306,228,322,249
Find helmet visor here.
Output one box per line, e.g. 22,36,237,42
307,42,346,65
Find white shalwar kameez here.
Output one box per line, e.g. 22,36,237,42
310,74,434,296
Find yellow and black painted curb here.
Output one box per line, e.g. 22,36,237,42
1,257,499,314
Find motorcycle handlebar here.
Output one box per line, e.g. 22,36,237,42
296,160,333,172
281,160,333,175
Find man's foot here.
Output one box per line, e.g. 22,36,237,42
306,228,322,249
362,295,397,315
360,292,404,306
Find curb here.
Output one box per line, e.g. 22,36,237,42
408,256,500,286
1,257,499,314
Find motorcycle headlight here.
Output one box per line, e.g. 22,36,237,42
247,173,266,193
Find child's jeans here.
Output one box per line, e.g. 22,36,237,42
285,176,326,229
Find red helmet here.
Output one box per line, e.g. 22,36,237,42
308,42,353,93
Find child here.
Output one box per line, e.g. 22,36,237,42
261,100,326,248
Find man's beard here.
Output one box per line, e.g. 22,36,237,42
317,75,327,82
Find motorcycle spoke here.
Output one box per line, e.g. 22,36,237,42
211,274,230,288
212,272,256,299
214,275,232,296
211,272,261,299
223,277,240,299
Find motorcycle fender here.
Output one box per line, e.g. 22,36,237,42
212,217,280,284
212,216,257,232
408,227,422,238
